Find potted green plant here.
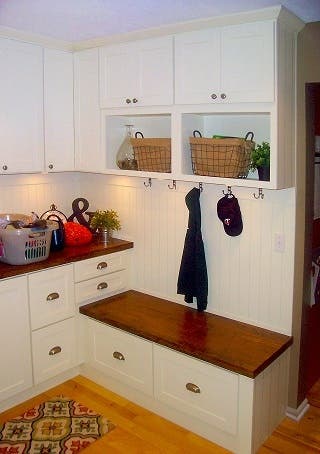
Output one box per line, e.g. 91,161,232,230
90,209,121,243
250,141,270,181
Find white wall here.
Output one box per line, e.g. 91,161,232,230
80,173,295,335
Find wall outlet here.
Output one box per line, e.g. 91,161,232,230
274,233,285,253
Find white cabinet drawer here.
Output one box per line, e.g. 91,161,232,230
75,269,127,305
28,264,75,330
32,318,77,384
74,252,127,282
154,345,239,435
87,320,153,396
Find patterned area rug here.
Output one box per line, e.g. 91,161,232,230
0,396,115,454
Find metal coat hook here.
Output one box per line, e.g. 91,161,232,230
144,178,152,188
253,188,264,199
223,186,233,197
198,182,203,192
168,180,177,190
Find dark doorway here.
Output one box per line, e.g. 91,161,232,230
301,82,320,395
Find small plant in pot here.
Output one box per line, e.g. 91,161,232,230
90,209,121,243
250,141,270,181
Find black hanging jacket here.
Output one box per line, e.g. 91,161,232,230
177,187,208,311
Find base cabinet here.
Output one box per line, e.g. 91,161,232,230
0,276,33,401
82,318,290,454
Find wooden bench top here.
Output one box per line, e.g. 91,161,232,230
79,290,292,378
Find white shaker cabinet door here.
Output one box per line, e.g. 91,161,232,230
0,276,33,402
44,48,74,172
175,28,221,105
0,38,44,173
100,36,173,108
74,48,104,172
220,20,275,103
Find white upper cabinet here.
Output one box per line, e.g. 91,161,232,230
44,49,74,172
100,36,174,108
0,38,44,173
175,21,274,105
74,48,104,171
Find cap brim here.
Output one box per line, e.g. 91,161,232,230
223,219,243,236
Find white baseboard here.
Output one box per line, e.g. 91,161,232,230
286,398,310,421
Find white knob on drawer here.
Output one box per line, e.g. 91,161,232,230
113,351,125,361
97,282,108,290
186,382,201,393
46,292,60,301
49,346,62,356
97,261,108,270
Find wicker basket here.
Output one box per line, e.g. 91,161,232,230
130,136,171,173
190,131,254,178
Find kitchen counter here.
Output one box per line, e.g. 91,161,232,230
0,237,133,279
80,290,293,378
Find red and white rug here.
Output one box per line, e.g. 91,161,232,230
0,396,115,454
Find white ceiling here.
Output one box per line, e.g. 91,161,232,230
0,0,319,43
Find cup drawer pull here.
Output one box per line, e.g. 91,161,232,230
113,351,125,361
186,382,201,394
49,346,62,356
97,282,108,290
97,261,108,270
46,292,59,301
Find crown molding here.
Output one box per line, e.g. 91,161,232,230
0,26,73,51
72,5,285,50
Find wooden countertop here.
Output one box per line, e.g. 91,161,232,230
80,290,293,378
0,238,133,279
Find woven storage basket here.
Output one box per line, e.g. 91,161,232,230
190,131,254,178
130,136,171,173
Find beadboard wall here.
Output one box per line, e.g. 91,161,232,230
0,173,80,220
80,173,295,335
0,172,295,335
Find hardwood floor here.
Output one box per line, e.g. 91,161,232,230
1,375,320,453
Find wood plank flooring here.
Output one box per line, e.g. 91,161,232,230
1,375,320,453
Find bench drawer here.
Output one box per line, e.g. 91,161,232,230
87,320,153,396
153,344,239,435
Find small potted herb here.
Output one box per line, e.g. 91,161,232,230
90,209,121,243
250,141,270,181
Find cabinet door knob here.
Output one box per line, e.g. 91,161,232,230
2,165,8,171
220,93,227,99
113,351,125,361
46,292,60,301
97,282,108,290
49,346,62,356
48,164,53,169
186,382,201,393
132,98,138,103
125,98,131,104
97,261,108,270
210,93,217,100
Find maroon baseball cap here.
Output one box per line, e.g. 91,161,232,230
217,195,243,236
